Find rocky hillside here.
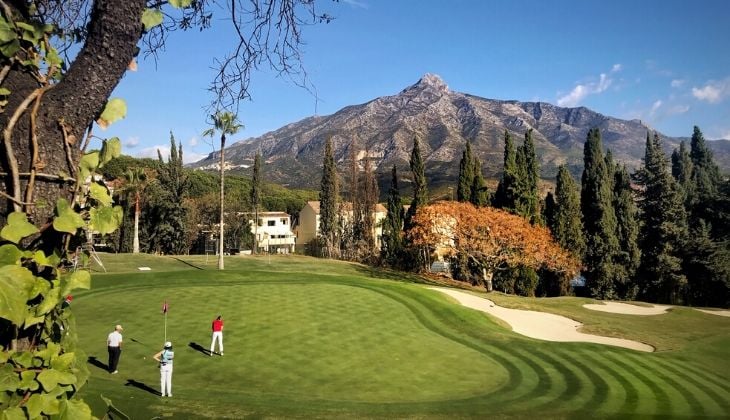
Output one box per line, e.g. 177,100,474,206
190,73,729,190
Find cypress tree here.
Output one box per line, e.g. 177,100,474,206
671,141,693,201
493,130,518,211
612,164,640,299
381,165,404,265
553,165,585,259
543,191,556,231
635,132,688,304
688,126,723,230
319,136,339,258
405,136,428,230
515,129,541,223
580,128,620,299
362,149,379,250
250,152,262,254
457,142,474,202
470,157,489,207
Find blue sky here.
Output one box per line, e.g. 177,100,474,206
100,0,730,163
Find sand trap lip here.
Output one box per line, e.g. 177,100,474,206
429,287,654,352
583,301,671,315
695,309,730,317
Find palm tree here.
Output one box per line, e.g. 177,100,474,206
122,167,147,254
203,111,244,270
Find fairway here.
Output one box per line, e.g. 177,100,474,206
74,254,730,419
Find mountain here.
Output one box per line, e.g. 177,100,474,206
190,73,730,190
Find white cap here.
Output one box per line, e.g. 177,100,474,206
164,341,172,348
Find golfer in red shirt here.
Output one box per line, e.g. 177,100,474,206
210,315,224,356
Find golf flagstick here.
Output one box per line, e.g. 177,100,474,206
162,301,169,342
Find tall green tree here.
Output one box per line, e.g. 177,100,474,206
515,129,541,224
635,132,688,304
121,167,147,254
470,157,489,206
203,111,244,269
319,137,339,258
381,165,404,265
146,133,190,255
551,165,585,259
457,142,474,202
671,141,693,202
612,164,641,299
362,150,379,251
688,126,723,231
405,136,428,230
250,152,262,254
493,130,519,211
580,128,620,299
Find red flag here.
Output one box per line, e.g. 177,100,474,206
162,301,168,314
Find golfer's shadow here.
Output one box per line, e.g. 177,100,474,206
87,356,108,372
189,342,212,356
125,379,161,396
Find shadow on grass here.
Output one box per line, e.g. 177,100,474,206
189,342,212,356
170,257,205,270
87,356,108,372
125,379,161,396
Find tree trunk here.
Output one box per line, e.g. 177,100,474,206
1,1,145,246
133,191,140,253
218,135,225,270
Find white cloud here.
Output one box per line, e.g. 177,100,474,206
341,0,368,8
183,152,208,164
649,100,662,116
670,79,685,88
611,63,622,73
134,144,207,164
666,104,690,115
557,71,613,107
692,78,730,103
189,136,199,147
124,136,140,148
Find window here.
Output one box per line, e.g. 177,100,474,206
267,220,276,227
280,218,288,225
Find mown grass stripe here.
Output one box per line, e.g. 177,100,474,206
569,348,637,416
648,356,729,415
565,349,612,414
600,352,654,416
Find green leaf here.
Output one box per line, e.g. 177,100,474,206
39,392,60,415
18,370,39,391
97,98,126,129
78,151,100,181
24,393,44,418
56,398,92,420
61,270,91,297
35,286,60,316
0,265,35,325
89,205,122,235
0,363,20,392
11,351,33,369
141,9,164,31
0,243,22,265
0,39,20,57
0,87,9,95
37,368,76,392
0,211,39,243
99,137,121,165
89,182,113,206
53,198,84,234
100,394,131,420
32,249,52,267
51,353,75,371
0,407,25,420
169,0,194,8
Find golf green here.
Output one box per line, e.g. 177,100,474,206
72,255,729,419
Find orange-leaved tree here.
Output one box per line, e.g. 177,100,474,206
408,201,580,288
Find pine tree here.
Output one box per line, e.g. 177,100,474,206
362,149,379,251
469,157,489,206
381,165,404,265
612,164,641,299
457,142,474,202
319,137,339,258
405,136,428,230
580,128,620,299
671,141,693,202
543,191,556,231
635,132,688,304
515,129,541,223
250,152,262,254
552,165,585,259
688,126,723,230
493,130,518,211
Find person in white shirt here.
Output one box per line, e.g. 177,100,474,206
153,341,175,397
106,325,123,374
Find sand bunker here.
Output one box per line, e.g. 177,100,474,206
429,287,654,352
583,301,671,315
695,309,730,317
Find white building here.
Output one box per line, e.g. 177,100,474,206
249,212,296,254
295,201,387,252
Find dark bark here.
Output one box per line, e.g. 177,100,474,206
1,0,145,229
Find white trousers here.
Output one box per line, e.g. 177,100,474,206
210,331,223,354
160,364,173,396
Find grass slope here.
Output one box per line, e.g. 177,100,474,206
73,254,730,419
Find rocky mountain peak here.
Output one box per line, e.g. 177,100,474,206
401,73,449,95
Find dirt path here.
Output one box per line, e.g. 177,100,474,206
429,287,654,352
